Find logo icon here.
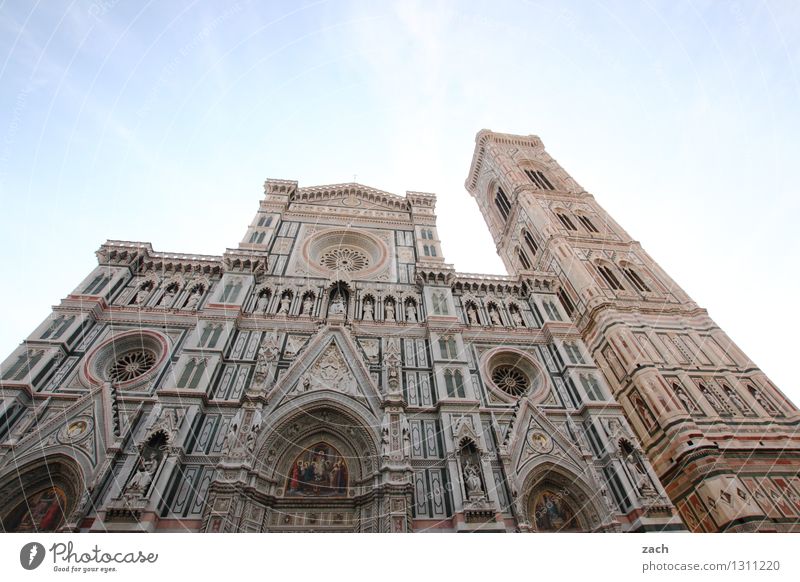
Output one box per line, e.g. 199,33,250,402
20,542,46,570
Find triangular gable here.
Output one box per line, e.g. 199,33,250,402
9,384,142,470
264,325,382,417
510,401,587,476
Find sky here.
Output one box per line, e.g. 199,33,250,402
0,0,798,403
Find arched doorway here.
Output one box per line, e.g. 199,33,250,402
256,403,381,532
0,455,84,532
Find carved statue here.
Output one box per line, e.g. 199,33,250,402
675,386,698,413
510,308,524,327
405,302,417,322
133,286,150,306
126,457,158,494
255,292,270,312
467,305,479,325
158,286,177,308
381,426,391,458
700,386,725,415
277,295,291,315
624,449,655,498
362,299,374,321
724,388,747,412
752,387,778,415
302,295,314,317
253,334,279,390
489,306,502,326
385,300,395,321
463,461,484,498
329,292,346,317
184,288,201,310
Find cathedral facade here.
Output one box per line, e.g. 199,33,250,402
0,130,797,533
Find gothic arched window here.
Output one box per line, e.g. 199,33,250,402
622,266,651,292
556,212,577,231
597,264,625,291
517,247,532,270
495,186,512,222
524,169,555,190
523,229,539,256
577,214,600,233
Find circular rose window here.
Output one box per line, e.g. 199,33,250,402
108,349,157,382
82,330,168,390
481,348,547,403
320,247,369,272
301,228,389,279
491,365,530,397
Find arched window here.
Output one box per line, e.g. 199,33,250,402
523,230,539,256
495,186,512,221
555,212,577,231
420,230,428,240
454,370,466,398
427,229,433,239
557,289,575,316
256,231,266,244
430,245,437,257
423,245,430,257
597,265,625,291
444,369,455,398
517,247,532,270
576,215,600,233
524,169,555,190
621,266,651,292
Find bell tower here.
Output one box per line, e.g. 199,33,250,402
466,129,800,532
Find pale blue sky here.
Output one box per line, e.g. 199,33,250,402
1,1,798,401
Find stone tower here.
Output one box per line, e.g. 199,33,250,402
465,130,800,532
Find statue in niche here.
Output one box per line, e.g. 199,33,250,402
623,446,655,498
384,300,395,321
674,386,699,413
253,333,279,390
631,392,656,430
467,304,479,325
362,298,374,320
125,456,158,496
255,291,270,313
329,291,346,317
277,294,291,315
301,295,314,317
133,283,152,306
510,307,524,327
700,385,725,415
222,410,243,454
463,461,484,499
724,387,747,412
489,306,502,326
381,426,391,458
401,416,411,458
405,302,417,322
750,386,778,415
184,287,202,310
158,285,177,308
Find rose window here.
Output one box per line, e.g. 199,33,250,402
320,247,369,272
491,365,530,397
108,350,157,382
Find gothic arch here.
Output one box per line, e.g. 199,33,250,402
0,453,85,532
254,401,380,499
517,462,605,532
